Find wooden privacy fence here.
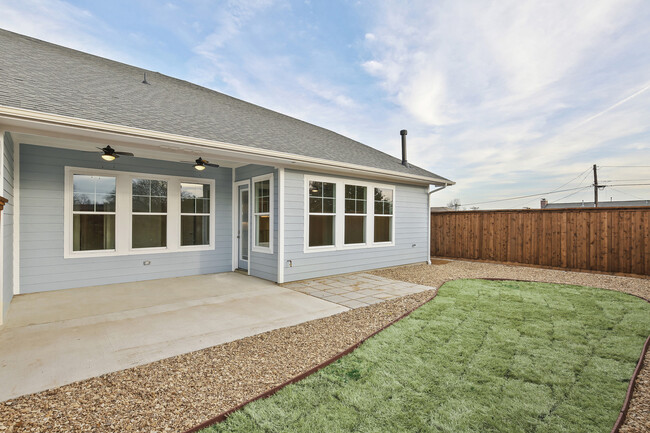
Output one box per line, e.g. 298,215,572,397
430,207,650,276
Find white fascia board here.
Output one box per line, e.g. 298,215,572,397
0,106,454,187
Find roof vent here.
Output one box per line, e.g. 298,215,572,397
142,72,150,85
400,129,409,168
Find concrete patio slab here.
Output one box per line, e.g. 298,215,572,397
0,273,348,402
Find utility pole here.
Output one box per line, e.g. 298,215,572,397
593,164,599,208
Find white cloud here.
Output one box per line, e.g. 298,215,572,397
0,0,129,62
361,0,650,208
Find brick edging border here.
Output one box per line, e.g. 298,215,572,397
611,334,650,433
182,278,650,433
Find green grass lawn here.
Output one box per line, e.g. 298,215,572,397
203,279,650,433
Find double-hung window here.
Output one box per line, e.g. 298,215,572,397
132,178,167,249
180,183,210,246
374,187,393,243
66,167,214,257
305,177,395,252
344,184,366,245
308,181,335,247
253,176,273,252
72,175,116,251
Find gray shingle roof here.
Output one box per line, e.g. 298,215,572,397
0,29,452,184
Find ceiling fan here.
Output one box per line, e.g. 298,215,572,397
187,157,220,171
98,145,134,161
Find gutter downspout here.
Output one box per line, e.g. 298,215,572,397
427,185,447,265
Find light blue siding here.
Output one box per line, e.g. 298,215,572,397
235,165,278,281
2,132,14,321
19,144,232,293
282,169,429,282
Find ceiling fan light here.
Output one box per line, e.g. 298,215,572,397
101,153,116,161
194,163,206,171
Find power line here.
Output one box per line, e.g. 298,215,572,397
519,167,593,208
608,187,646,201
606,183,650,187
463,186,590,207
599,165,650,168
601,178,650,182
549,166,593,193
549,186,592,204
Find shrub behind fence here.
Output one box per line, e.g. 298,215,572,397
430,207,650,276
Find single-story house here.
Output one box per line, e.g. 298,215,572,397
0,29,453,325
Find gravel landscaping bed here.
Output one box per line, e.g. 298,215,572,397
370,259,650,433
1,259,647,433
0,291,435,433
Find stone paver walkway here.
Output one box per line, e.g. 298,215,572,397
282,272,433,308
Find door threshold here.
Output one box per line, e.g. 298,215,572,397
235,268,248,275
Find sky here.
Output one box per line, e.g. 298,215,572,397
1,0,649,209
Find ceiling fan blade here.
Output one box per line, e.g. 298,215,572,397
115,151,134,156
205,162,220,167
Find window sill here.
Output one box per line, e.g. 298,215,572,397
65,244,214,259
303,242,395,254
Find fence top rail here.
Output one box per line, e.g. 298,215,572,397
431,206,650,215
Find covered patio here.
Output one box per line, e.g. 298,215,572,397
0,272,347,402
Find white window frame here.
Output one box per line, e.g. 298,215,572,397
303,175,395,253
70,173,117,254
251,173,274,254
64,167,215,258
373,186,395,245
343,183,368,246
129,174,171,252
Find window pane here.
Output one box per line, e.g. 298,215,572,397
132,178,150,196
309,197,322,213
181,183,210,214
132,215,167,248
132,196,149,212
345,184,355,199
323,198,335,213
196,198,210,214
181,215,210,246
323,182,335,198
96,194,116,212
95,176,116,194
150,180,167,197
73,176,95,194
345,215,365,244
309,181,322,197
357,186,366,199
73,193,94,211
181,198,195,213
256,215,270,247
345,199,355,213
309,215,334,247
73,214,115,251
150,197,167,213
356,200,366,213
374,216,392,242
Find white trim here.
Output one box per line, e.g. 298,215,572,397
231,170,237,271
233,180,250,273
12,140,19,295
303,174,396,254
0,105,453,186
63,166,215,258
251,173,274,254
277,167,285,284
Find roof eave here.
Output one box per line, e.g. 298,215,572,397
0,105,454,186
